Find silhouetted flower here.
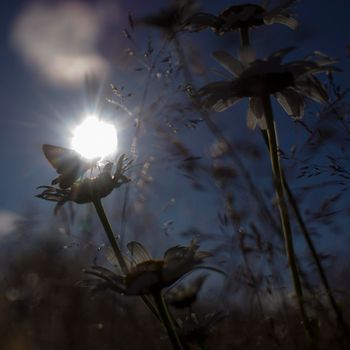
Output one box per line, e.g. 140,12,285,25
37,155,130,212
85,241,211,296
135,0,199,38
185,0,298,35
196,48,334,129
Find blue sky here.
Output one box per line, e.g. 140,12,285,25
0,0,349,243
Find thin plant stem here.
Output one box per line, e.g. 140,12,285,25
93,197,161,321
262,93,316,344
153,291,184,350
93,197,128,274
260,131,350,344
238,26,349,345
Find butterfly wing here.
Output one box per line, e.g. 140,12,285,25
42,144,94,189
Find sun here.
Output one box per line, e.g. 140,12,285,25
71,115,118,159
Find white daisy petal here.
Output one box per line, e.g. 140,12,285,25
276,88,304,119
247,102,257,130
265,0,297,18
105,246,132,271
85,266,126,293
269,14,298,29
213,50,244,77
127,241,152,264
286,61,319,78
214,96,242,112
263,0,298,30
251,96,264,119
247,97,267,130
296,76,328,103
197,81,241,111
258,116,267,130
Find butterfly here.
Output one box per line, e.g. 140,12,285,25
42,144,99,189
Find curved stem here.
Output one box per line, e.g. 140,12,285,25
262,93,316,344
153,291,184,350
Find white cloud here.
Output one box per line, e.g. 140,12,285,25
11,1,119,88
0,210,21,236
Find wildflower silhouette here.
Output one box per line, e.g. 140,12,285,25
85,241,211,296
37,153,130,212
38,144,187,349
197,48,334,129
196,47,334,343
185,0,298,44
86,240,211,350
37,145,131,274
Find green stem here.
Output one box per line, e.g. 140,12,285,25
93,198,128,274
262,93,316,344
153,291,184,350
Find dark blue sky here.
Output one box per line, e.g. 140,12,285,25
0,0,350,241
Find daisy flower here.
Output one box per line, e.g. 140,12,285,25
85,241,211,296
196,48,334,129
185,0,298,36
37,155,130,212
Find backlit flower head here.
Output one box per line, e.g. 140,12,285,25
196,48,335,129
85,241,211,296
185,0,298,35
37,154,130,213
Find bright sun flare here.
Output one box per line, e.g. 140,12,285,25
71,116,118,159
